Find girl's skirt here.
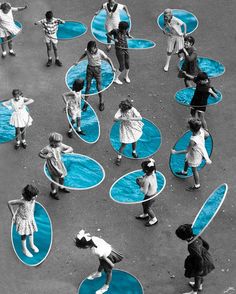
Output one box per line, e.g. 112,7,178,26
15,215,38,236
99,249,123,272
10,110,33,128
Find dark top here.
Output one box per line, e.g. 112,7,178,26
108,29,129,49
190,78,211,107
180,46,200,75
184,237,215,278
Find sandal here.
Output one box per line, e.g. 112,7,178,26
99,102,105,111
50,191,59,200
67,131,73,138
21,142,27,149
115,157,121,166
176,171,188,176
186,185,201,192
132,151,138,158
14,142,20,150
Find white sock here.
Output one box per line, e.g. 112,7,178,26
115,70,121,80
9,49,14,53
117,154,122,159
195,184,200,188
2,51,6,55
164,55,171,68
149,217,157,224
77,127,81,131
125,69,130,79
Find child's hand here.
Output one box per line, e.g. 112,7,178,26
24,5,28,9
171,149,177,154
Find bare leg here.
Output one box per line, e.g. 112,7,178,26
29,234,39,253
52,43,58,59
192,167,200,186
21,235,33,257
198,111,208,130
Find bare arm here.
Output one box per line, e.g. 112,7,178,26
13,5,27,12
62,92,74,104
182,22,187,36
74,52,87,65
8,199,23,217
123,5,131,17
103,56,116,71
23,97,34,105
171,140,195,154
208,87,218,98
2,100,12,110
140,179,149,195
39,147,53,159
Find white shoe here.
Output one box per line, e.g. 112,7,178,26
23,248,33,258
124,76,130,83
87,272,102,280
114,78,123,85
96,285,109,294
189,281,203,291
183,291,197,294
163,65,169,72
31,244,39,253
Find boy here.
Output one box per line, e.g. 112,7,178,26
35,11,65,67
107,21,132,84
163,8,187,72
74,40,116,111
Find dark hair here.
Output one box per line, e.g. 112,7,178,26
22,185,39,201
87,41,97,52
175,224,194,240
72,79,84,92
45,11,53,20
141,159,156,174
119,21,129,31
196,72,208,82
1,3,11,10
74,236,94,249
119,99,132,112
188,118,202,133
12,89,20,97
184,35,195,46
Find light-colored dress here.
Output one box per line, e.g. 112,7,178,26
0,7,21,37
67,91,82,120
186,128,210,167
114,107,144,144
165,16,184,53
103,2,124,32
14,199,38,236
3,97,33,128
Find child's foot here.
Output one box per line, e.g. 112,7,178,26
176,171,188,176
115,156,122,166
106,44,111,52
114,78,123,85
76,129,86,135
9,50,16,57
30,244,39,253
21,141,27,149
87,271,102,280
50,191,59,200
23,248,33,258
46,58,52,67
145,217,158,227
99,102,105,111
124,76,131,83
189,281,203,291
186,185,201,192
2,51,7,58
15,141,20,150
96,285,109,294
163,65,169,72
67,130,73,138
59,187,70,193
55,59,62,66
136,213,149,220
132,151,138,158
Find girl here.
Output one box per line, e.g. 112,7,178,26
8,185,39,258
39,132,73,200
62,79,85,138
95,0,131,51
178,36,200,87
114,99,143,165
136,158,158,227
171,118,212,191
0,2,27,58
107,21,132,84
175,224,215,294
181,71,218,130
74,229,123,294
3,89,33,149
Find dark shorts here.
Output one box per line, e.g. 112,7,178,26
115,48,129,71
99,250,123,272
142,194,156,213
86,65,101,84
191,106,206,114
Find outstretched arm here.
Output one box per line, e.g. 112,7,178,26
12,5,27,12
23,98,34,105
208,87,218,98
103,56,116,71
171,140,194,155
74,52,87,65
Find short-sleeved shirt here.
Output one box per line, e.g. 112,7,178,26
165,16,184,36
109,29,128,49
190,78,211,107
85,48,108,67
91,236,112,258
103,2,124,25
38,17,63,35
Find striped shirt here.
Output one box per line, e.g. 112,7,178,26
37,17,64,35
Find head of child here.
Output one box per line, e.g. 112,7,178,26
72,79,84,93
119,99,132,113
118,21,129,33
22,184,39,201
49,132,63,148
74,230,94,249
12,89,21,101
1,3,11,14
141,158,156,175
87,41,97,55
108,0,116,4
164,8,172,22
45,11,53,22
175,224,194,242
196,72,209,85
188,118,202,134
184,36,195,49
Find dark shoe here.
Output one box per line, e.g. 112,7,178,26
145,220,158,227
67,131,73,138
99,102,105,111
21,141,27,149
55,59,62,66
46,58,53,67
82,103,88,112
176,171,188,176
186,185,201,192
76,130,86,136
115,157,121,166
9,51,16,56
59,187,70,193
132,151,138,158
50,191,59,200
15,142,20,150
136,215,149,220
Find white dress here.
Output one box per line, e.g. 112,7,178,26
0,7,21,37
14,199,38,236
103,2,124,32
4,97,33,128
67,91,82,120
114,107,144,144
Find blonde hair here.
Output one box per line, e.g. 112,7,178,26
49,132,63,143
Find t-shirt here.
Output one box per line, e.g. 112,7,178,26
85,48,108,67
165,16,184,36
91,236,112,258
38,17,64,35
103,2,124,24
109,29,129,49
190,78,211,107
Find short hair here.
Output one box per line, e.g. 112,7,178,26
22,185,39,201
119,99,132,112
164,8,172,15
196,72,208,82
141,159,156,173
45,11,53,20
74,236,93,249
184,35,195,46
72,79,84,92
49,132,63,143
1,3,11,10
188,118,202,133
12,89,20,97
87,41,97,52
119,21,129,31
175,224,194,240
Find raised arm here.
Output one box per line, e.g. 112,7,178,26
12,5,27,12
181,21,187,36
123,5,131,17
23,97,34,105
61,143,73,154
39,147,52,159
74,52,87,66
2,100,12,110
171,140,195,155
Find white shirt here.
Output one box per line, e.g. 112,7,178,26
85,48,108,67
91,236,112,258
166,16,184,36
103,2,124,25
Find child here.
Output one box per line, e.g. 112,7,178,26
163,8,187,72
95,0,131,51
62,79,85,138
34,11,65,67
178,36,200,87
74,40,116,112
107,21,132,84
74,229,123,294
114,99,143,165
175,224,215,294
0,2,27,58
39,132,73,200
8,185,39,258
171,118,212,191
136,158,158,227
181,72,218,130
3,89,33,149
